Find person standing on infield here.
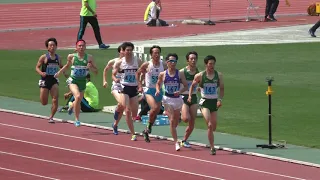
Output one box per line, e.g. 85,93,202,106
77,0,109,49
188,55,224,155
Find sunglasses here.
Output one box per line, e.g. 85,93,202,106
167,59,177,63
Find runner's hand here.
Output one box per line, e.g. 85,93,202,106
103,81,108,88
187,96,191,103
155,90,160,96
174,91,180,97
41,72,46,78
217,100,222,108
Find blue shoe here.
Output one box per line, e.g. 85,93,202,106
99,44,110,49
68,107,73,115
74,120,81,127
112,123,118,135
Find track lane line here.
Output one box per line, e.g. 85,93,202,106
0,166,59,180
0,136,224,180
0,122,307,180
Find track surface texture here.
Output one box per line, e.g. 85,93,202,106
0,112,319,180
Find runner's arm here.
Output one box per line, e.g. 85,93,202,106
135,62,149,89
188,73,201,98
54,54,73,78
88,55,98,75
35,55,46,76
156,71,164,93
112,61,121,83
178,70,188,94
103,60,115,87
58,55,68,78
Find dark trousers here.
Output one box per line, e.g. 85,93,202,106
139,98,164,116
67,96,99,112
146,9,168,27
77,16,103,45
310,20,320,32
265,0,279,18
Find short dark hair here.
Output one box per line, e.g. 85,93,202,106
149,45,161,54
186,51,198,60
165,53,178,61
204,55,216,64
117,44,123,53
45,38,58,48
122,42,134,50
76,39,86,45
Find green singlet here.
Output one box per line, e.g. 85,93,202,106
182,67,199,106
199,70,220,112
67,53,89,92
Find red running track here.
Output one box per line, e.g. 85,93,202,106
0,112,319,180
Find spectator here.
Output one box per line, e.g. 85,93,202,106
144,0,169,26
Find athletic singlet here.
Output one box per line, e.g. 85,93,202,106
145,60,164,88
163,69,180,97
41,53,60,80
199,70,220,99
111,58,121,85
70,53,89,81
119,56,139,86
181,67,199,95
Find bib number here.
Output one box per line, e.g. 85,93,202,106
151,76,158,84
165,85,178,94
72,68,87,77
46,66,59,75
204,86,216,95
124,75,136,83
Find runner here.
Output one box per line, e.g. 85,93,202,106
180,51,199,148
35,37,67,123
155,53,188,151
54,39,98,127
136,45,167,142
103,43,125,135
188,55,224,155
112,42,143,141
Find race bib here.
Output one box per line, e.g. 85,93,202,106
165,85,179,94
38,80,45,87
124,74,136,83
151,75,158,84
203,86,216,95
72,66,88,77
46,65,59,75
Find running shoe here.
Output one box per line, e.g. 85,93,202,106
175,142,181,151
131,135,137,141
74,120,81,127
48,118,55,124
142,130,150,143
181,140,191,148
210,148,216,155
112,123,118,135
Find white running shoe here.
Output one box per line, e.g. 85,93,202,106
175,142,181,151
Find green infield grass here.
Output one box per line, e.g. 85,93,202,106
0,42,319,148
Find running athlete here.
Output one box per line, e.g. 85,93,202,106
112,42,143,141
180,51,199,148
35,37,67,123
155,53,188,151
55,39,98,127
103,44,125,135
136,45,167,142
188,55,224,155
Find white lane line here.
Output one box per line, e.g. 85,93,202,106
0,136,224,180
0,166,60,180
0,122,307,180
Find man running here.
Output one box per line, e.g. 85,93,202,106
136,45,167,142
112,42,143,141
180,51,199,148
188,55,224,155
55,39,98,127
35,37,67,123
103,44,125,135
155,53,188,151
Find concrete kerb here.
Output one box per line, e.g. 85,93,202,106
0,108,319,169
